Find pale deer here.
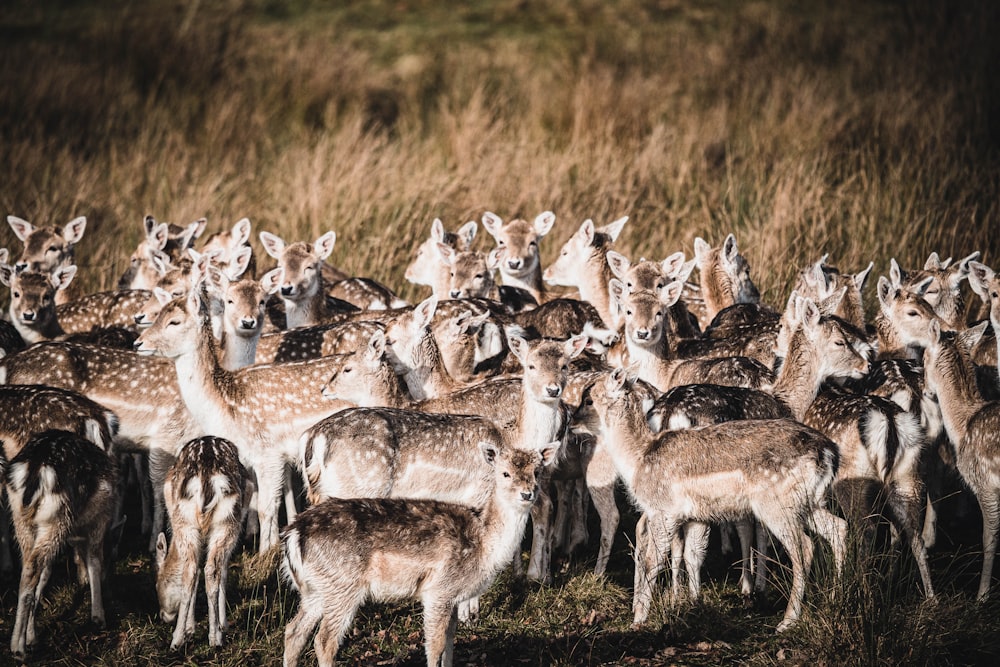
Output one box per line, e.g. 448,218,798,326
890,252,979,331
118,215,205,290
405,218,478,296
436,243,502,300
4,429,117,660
281,441,557,667
611,279,774,392
542,216,629,329
134,289,357,550
691,234,762,329
6,215,86,305
155,436,252,649
918,319,1000,599
481,210,555,303
199,217,256,279
574,366,846,632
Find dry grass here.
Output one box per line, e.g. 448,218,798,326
2,0,1000,664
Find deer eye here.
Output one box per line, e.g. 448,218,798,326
560,250,568,257
475,274,484,280
168,319,182,327
227,299,234,305
13,291,19,298
47,246,58,253
656,282,664,290
450,271,455,277
502,472,511,478
585,398,593,406
834,340,845,347
906,310,918,317
626,310,633,316
343,367,353,374
497,240,506,247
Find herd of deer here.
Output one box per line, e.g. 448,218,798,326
0,209,998,666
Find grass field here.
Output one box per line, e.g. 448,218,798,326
2,0,1000,664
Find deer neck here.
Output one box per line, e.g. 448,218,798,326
873,313,917,360
366,367,412,408
512,391,564,449
928,351,986,447
481,495,534,575
597,398,653,487
12,313,64,345
283,282,324,329
218,331,259,371
172,317,240,431
770,333,823,420
401,335,461,401
700,271,733,323
626,336,674,392
501,268,546,304
575,254,617,329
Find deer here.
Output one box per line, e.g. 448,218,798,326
3,429,117,660
1,263,77,343
610,279,774,392
915,318,1000,599
542,216,629,329
281,441,557,667
405,217,478,296
606,249,700,340
134,287,359,551
481,210,556,304
690,234,763,330
573,366,846,632
118,215,205,290
155,436,252,649
890,252,980,331
967,260,1000,368
0,385,119,572
199,217,257,279
259,230,404,314
6,215,86,305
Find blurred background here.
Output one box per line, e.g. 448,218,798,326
1,0,997,306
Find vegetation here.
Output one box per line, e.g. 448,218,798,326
1,0,1000,665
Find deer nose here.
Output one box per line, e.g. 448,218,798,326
14,262,27,273
21,311,35,322
635,329,650,340
240,317,257,330
134,313,146,324
449,290,462,299
507,258,522,270
545,385,562,398
520,491,535,502
281,285,294,296
132,339,143,351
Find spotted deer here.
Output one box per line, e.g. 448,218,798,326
134,289,357,550
542,216,629,329
199,217,256,279
282,441,556,667
6,215,86,305
0,385,119,572
889,253,979,331
574,367,846,632
4,429,117,660
1,264,77,343
118,215,205,290
405,218,478,295
155,436,252,649
436,243,502,300
792,256,873,331
481,210,555,304
606,249,700,340
916,319,1000,599
690,234,762,329
610,279,774,392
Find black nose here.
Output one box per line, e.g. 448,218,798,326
449,290,461,299
507,259,522,270
132,339,143,351
635,329,649,340
520,491,534,502
546,386,562,398
14,262,27,273
22,311,35,321
134,314,145,324
281,285,293,296
240,318,256,329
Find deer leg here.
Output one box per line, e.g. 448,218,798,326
526,481,553,583
0,492,12,573
205,539,229,646
422,598,456,667
586,443,619,575
885,486,934,597
457,596,479,625
754,522,769,594
807,507,848,580
683,521,710,600
283,604,323,667
283,463,299,524
255,460,285,552
566,478,590,555
147,448,174,553
977,493,1000,600
85,536,106,627
735,519,754,597
633,514,673,627
761,513,812,633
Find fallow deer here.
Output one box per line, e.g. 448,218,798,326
405,217,478,296
118,215,205,290
281,442,557,667
690,234,762,330
1,264,77,344
481,210,555,304
155,436,252,648
6,215,86,305
574,367,846,632
890,252,979,331
606,249,700,340
4,429,117,660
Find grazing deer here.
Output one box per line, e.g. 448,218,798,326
542,216,629,329
918,319,1000,599
118,215,205,290
281,441,557,667
611,279,774,392
6,215,86,305
574,366,846,632
690,234,762,329
481,210,555,304
4,429,117,660
155,436,252,649
134,288,356,550
405,218,478,296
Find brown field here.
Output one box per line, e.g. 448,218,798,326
1,0,1000,665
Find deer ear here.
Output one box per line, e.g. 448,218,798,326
149,222,169,250
608,278,625,307
927,319,942,347
693,237,711,264
366,329,386,361
675,258,697,283
564,334,588,359
186,288,202,315
959,321,988,351
479,441,499,466
153,286,173,305
722,233,739,264
155,532,168,568
52,265,77,291
820,286,848,315
606,251,630,279
232,218,252,246
968,261,992,299
533,211,556,237
538,440,560,467
660,280,683,307
62,216,86,244
660,251,685,278
457,221,478,250
143,214,158,238
150,249,172,276
437,242,457,266
924,252,943,271
430,218,446,242
259,231,285,259
889,258,903,287
913,276,934,297
579,219,596,245
0,262,13,287
181,219,206,248
260,267,284,295
951,251,981,286
602,216,628,242
508,333,529,365
314,231,336,260
228,246,253,280
414,295,438,328
487,247,503,271
6,216,34,242
854,262,874,291
481,211,503,239
876,276,892,310
801,298,821,332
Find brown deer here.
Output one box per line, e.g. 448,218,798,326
890,253,979,331
1,264,76,343
606,249,700,340
405,217,478,296
155,436,252,649
118,215,205,290
691,234,762,329
6,215,86,305
574,366,846,632
281,441,557,667
4,429,117,660
481,210,555,304
542,216,629,329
